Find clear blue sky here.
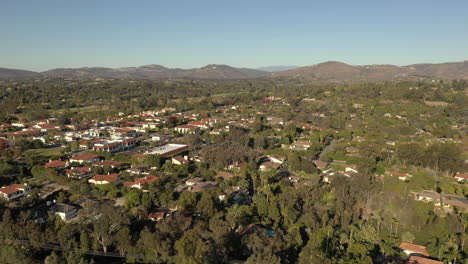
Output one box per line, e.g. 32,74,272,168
1,0,468,71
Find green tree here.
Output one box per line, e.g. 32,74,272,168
401,231,415,243
178,191,198,209
80,231,90,253
174,229,217,264
44,251,61,264
144,154,161,168
196,192,217,219
92,205,129,253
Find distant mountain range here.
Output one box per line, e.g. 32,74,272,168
255,66,300,72
272,61,468,82
31,64,268,80
1,61,468,81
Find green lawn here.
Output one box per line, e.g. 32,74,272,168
24,147,64,160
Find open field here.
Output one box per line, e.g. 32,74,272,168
24,147,64,160
49,104,112,115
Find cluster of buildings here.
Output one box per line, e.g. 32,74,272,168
0,97,466,263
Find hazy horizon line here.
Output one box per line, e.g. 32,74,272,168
2,59,468,72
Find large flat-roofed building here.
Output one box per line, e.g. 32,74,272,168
145,144,189,157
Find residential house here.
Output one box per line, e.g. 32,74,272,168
225,161,247,171
291,141,311,150
144,144,189,158
268,155,286,164
454,173,468,182
92,161,123,169
79,140,91,149
33,123,60,132
288,175,300,184
0,184,31,201
123,175,159,190
174,177,218,193
443,196,468,211
2,129,40,140
54,203,78,221
92,141,122,152
388,171,412,181
399,242,430,256
126,165,150,175
188,181,218,192
187,121,209,129
259,161,281,171
416,191,441,203
64,167,92,179
148,211,166,221
110,128,138,138
88,173,121,185
186,177,205,186
150,133,172,142
222,186,251,204
141,122,160,130
172,155,189,165
266,117,284,125
70,154,100,164
88,128,104,137
406,256,442,264
414,191,468,210
92,138,138,152
44,160,67,170
174,125,200,134
29,201,77,223
64,132,80,142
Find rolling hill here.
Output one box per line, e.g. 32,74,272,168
40,64,267,80
256,66,300,72
0,68,43,79
272,61,468,82
1,61,468,81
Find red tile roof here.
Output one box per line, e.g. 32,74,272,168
44,160,66,169
173,155,189,164
123,175,159,188
38,124,57,129
90,174,120,183
132,153,146,159
0,184,28,195
406,256,442,264
148,212,165,220
114,128,135,133
400,242,429,256
454,173,468,179
134,175,159,185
